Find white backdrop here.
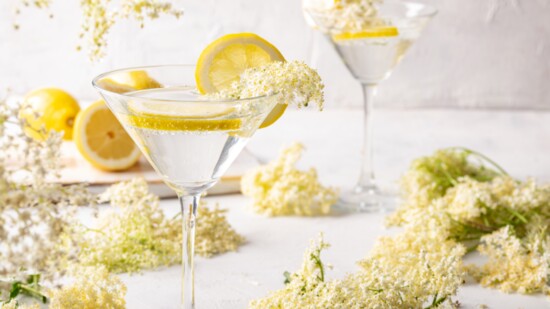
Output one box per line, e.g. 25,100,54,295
1,0,549,109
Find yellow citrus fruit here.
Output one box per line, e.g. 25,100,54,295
73,100,141,171
332,26,399,41
259,104,287,129
96,70,162,94
20,88,81,141
125,101,241,131
195,32,288,128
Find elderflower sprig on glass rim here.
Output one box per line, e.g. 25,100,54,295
241,142,338,216
304,0,387,33
14,0,183,60
215,60,325,110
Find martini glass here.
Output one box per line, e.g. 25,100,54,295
304,1,436,212
93,65,279,309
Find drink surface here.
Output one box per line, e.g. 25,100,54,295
330,25,421,84
333,36,411,84
113,87,267,194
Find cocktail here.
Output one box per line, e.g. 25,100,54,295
92,31,324,308
93,65,279,308
303,1,436,212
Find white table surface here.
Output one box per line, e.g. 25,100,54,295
109,108,550,309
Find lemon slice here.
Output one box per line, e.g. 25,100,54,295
260,104,287,129
126,100,241,131
195,32,287,128
97,70,162,94
195,33,285,93
332,27,399,41
73,100,141,171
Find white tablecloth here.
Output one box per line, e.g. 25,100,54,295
112,108,550,309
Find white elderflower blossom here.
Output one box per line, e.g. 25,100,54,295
216,61,325,110
195,206,246,258
48,266,126,309
388,148,501,227
353,232,465,308
388,147,550,296
15,0,183,60
468,225,550,295
304,0,386,33
0,96,94,288
241,143,338,216
249,235,333,309
250,233,464,308
78,178,245,272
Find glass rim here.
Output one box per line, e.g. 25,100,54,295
304,1,438,21
91,64,279,104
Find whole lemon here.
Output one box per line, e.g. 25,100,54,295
20,88,81,141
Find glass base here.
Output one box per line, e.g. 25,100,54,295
337,184,396,213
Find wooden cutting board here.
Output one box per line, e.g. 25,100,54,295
55,142,260,198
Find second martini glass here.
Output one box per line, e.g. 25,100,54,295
93,65,279,308
304,1,436,212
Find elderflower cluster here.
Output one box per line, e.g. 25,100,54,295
15,0,183,60
48,267,126,309
304,0,386,33
467,225,550,295
76,178,245,273
75,178,181,273
80,0,183,60
196,206,246,257
389,147,550,296
352,232,465,308
241,143,338,216
0,97,94,286
250,233,464,308
217,61,325,110
387,148,501,227
249,235,333,309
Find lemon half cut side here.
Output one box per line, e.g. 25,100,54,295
73,100,141,171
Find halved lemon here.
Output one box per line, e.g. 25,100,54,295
73,100,141,171
195,32,287,128
125,100,241,131
332,26,399,41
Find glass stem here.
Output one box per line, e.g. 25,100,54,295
357,83,378,190
178,193,200,309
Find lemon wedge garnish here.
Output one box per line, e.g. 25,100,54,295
125,100,241,131
73,100,141,171
195,32,287,128
332,27,399,41
19,88,81,141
